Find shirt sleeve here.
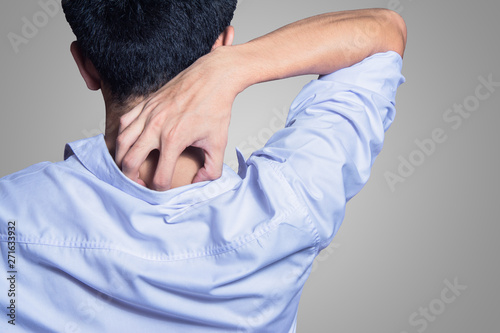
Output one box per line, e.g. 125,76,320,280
248,51,405,250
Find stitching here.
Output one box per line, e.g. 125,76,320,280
0,205,299,262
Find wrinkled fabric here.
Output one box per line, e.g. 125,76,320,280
0,51,404,332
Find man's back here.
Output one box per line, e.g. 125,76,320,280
0,51,404,331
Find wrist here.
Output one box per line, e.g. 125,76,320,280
213,43,274,95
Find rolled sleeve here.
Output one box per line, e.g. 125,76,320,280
251,51,405,249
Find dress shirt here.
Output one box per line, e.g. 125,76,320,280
0,51,404,332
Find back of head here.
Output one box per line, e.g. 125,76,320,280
62,0,238,104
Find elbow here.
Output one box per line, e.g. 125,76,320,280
383,9,407,58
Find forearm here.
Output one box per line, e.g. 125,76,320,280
225,8,406,93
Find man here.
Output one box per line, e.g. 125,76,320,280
0,0,406,331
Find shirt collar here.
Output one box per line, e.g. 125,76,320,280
64,134,242,205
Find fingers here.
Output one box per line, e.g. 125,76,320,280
115,97,189,189
115,101,149,167
118,100,146,132
152,140,185,191
112,61,232,190
192,143,225,184
120,128,161,185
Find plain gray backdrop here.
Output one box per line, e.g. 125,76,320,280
1,0,499,332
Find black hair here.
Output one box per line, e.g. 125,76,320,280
62,0,237,103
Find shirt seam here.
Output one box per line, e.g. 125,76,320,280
0,204,300,262
262,158,322,253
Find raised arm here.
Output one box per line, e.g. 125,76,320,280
228,8,406,92
115,9,407,191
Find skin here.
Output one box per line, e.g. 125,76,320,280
78,8,407,191
70,27,235,189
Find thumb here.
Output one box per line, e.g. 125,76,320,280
192,150,224,183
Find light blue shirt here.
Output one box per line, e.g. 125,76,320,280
0,51,404,332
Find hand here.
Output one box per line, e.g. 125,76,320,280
115,47,241,191
114,9,407,192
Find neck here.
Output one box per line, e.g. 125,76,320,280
104,99,204,190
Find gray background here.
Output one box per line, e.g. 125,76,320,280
1,0,499,332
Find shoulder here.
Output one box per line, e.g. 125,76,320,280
1,155,85,188
0,162,52,183
0,156,89,221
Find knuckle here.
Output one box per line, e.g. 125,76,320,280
152,178,168,191
118,114,130,128
147,111,166,132
121,155,138,172
162,124,182,144
115,134,128,148
207,168,222,180
148,119,162,133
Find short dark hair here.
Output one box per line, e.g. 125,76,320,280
62,0,237,103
